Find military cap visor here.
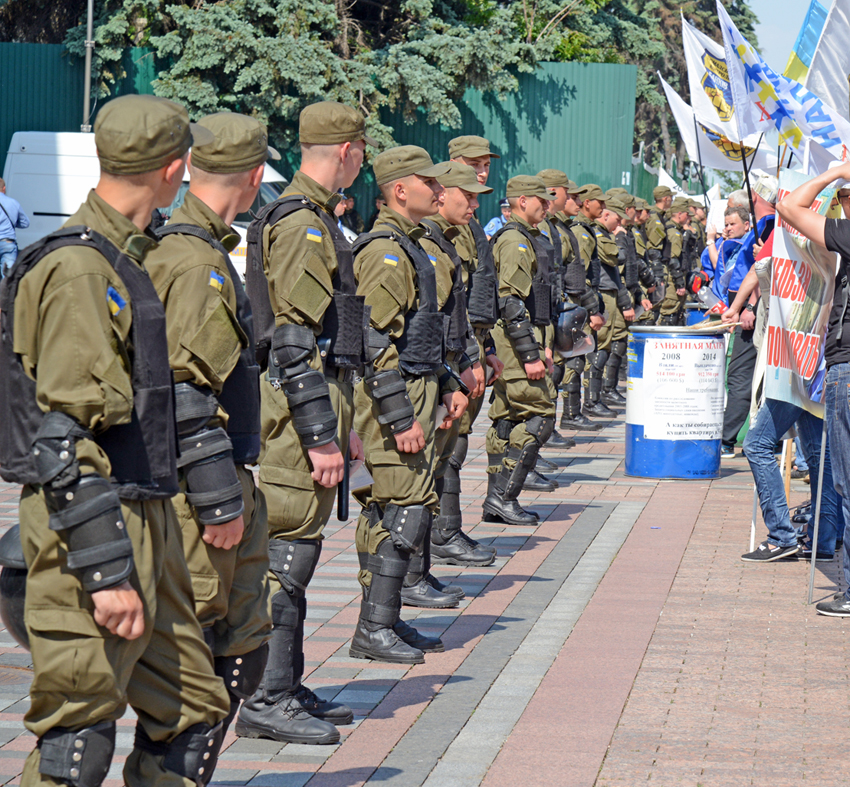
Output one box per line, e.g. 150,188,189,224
95,95,214,175
576,183,605,201
191,112,280,174
299,101,378,147
437,161,493,194
373,146,452,186
448,135,500,159
505,175,555,200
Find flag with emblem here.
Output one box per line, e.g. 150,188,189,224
306,227,323,243
209,270,225,291
106,286,126,316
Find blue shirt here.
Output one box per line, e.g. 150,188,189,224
483,214,507,237
0,192,29,242
711,238,744,305
726,214,775,294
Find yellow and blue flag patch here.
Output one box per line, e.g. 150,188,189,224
306,228,323,243
383,254,399,267
209,271,225,291
518,243,528,252
427,254,437,266
106,286,126,316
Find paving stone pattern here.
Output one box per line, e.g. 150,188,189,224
0,410,840,786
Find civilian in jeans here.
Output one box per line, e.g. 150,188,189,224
778,167,850,614
0,177,30,278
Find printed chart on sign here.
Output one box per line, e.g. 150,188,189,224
642,337,725,440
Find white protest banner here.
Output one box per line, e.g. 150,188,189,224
764,169,838,416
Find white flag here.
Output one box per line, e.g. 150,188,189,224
659,73,777,171
805,0,850,118
682,16,741,140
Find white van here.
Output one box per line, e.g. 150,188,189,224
2,131,288,278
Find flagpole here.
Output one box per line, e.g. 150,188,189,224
692,115,711,209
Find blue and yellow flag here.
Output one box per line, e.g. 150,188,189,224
784,0,828,83
209,271,225,291
106,286,126,316
306,227,323,243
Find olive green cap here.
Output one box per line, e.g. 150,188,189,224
576,183,605,201
653,185,674,200
670,196,691,213
605,198,627,219
373,146,451,186
536,169,570,189
688,198,703,210
95,95,213,176
505,175,555,200
437,161,493,194
448,135,500,159
606,188,635,208
299,101,378,146
190,112,280,174
634,197,650,211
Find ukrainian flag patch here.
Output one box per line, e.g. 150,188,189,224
209,271,225,291
106,286,126,316
306,228,323,243
428,254,437,266
518,243,528,252
383,254,399,266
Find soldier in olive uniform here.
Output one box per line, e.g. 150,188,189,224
0,95,231,787
419,162,497,571
593,198,636,405
646,185,687,325
144,113,275,739
482,176,558,526
351,146,464,664
238,102,373,744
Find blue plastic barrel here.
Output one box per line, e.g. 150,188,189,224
685,303,708,325
625,325,727,479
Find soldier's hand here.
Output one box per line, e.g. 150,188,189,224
349,429,365,462
524,359,546,380
589,313,605,331
395,421,426,454
485,353,504,382
203,515,244,550
641,298,653,311
623,308,635,322
443,390,468,425
465,362,486,399
544,347,555,376
307,442,346,488
676,288,687,297
91,582,145,640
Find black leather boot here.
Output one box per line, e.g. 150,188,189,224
523,468,557,492
401,540,459,609
602,341,626,405
482,471,539,526
394,617,445,652
431,473,496,567
583,376,615,418
544,429,575,449
560,390,602,431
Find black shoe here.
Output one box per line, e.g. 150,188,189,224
816,594,850,616
800,543,835,562
522,468,557,492
401,578,459,609
790,467,808,479
393,618,445,652
560,412,602,431
431,531,496,567
349,621,425,664
543,430,575,449
601,389,626,406
482,494,539,526
741,541,799,562
294,685,354,726
456,527,497,556
425,572,465,598
536,455,559,472
235,693,340,744
582,401,616,418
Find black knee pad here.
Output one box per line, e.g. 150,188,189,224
526,415,555,446
448,434,469,471
268,538,322,594
135,722,224,787
39,721,116,787
551,362,565,390
215,642,270,701
381,504,431,553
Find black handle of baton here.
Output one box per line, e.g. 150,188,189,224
337,448,350,521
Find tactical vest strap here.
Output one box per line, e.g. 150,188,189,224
467,219,499,329
490,221,553,326
421,219,470,352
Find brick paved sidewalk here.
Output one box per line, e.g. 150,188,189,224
0,409,840,786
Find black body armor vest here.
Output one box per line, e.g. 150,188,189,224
420,219,470,354
540,218,565,312
244,195,366,371
553,216,586,296
490,222,554,326
466,219,500,329
573,217,601,288
156,224,261,465
352,224,447,376
0,227,179,499
592,224,624,292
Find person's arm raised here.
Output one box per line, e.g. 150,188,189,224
777,163,850,247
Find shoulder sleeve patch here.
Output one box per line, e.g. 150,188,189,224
208,270,225,291
106,286,126,315
306,227,323,243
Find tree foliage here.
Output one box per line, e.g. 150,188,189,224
1,0,759,167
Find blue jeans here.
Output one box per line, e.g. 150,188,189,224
0,239,16,279
743,397,841,552
825,364,850,598
794,435,809,472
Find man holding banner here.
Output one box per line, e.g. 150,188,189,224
777,165,850,613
